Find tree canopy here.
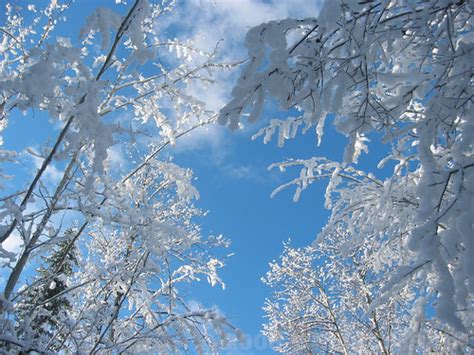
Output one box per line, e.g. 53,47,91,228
220,0,473,352
0,0,238,352
0,0,472,353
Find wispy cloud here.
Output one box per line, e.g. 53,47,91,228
171,123,227,155
158,0,322,156
220,163,270,184
28,150,63,185
178,0,321,110
168,0,321,56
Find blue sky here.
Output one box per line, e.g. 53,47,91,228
172,114,393,353
0,0,394,353
174,124,347,353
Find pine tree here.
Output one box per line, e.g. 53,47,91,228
15,229,78,351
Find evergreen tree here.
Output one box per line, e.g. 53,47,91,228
15,229,78,351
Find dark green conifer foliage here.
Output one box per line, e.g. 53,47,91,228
15,229,78,350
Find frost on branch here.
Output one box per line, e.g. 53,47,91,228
266,148,473,351
263,235,456,354
221,0,473,351
0,0,238,352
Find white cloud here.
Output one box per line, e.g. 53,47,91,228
170,0,321,56
27,148,63,185
105,144,126,173
158,0,322,156
2,230,23,255
176,0,321,109
171,122,227,154
220,163,268,184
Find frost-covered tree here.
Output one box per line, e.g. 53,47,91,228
15,230,78,351
263,229,453,354
0,0,238,352
220,0,473,352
